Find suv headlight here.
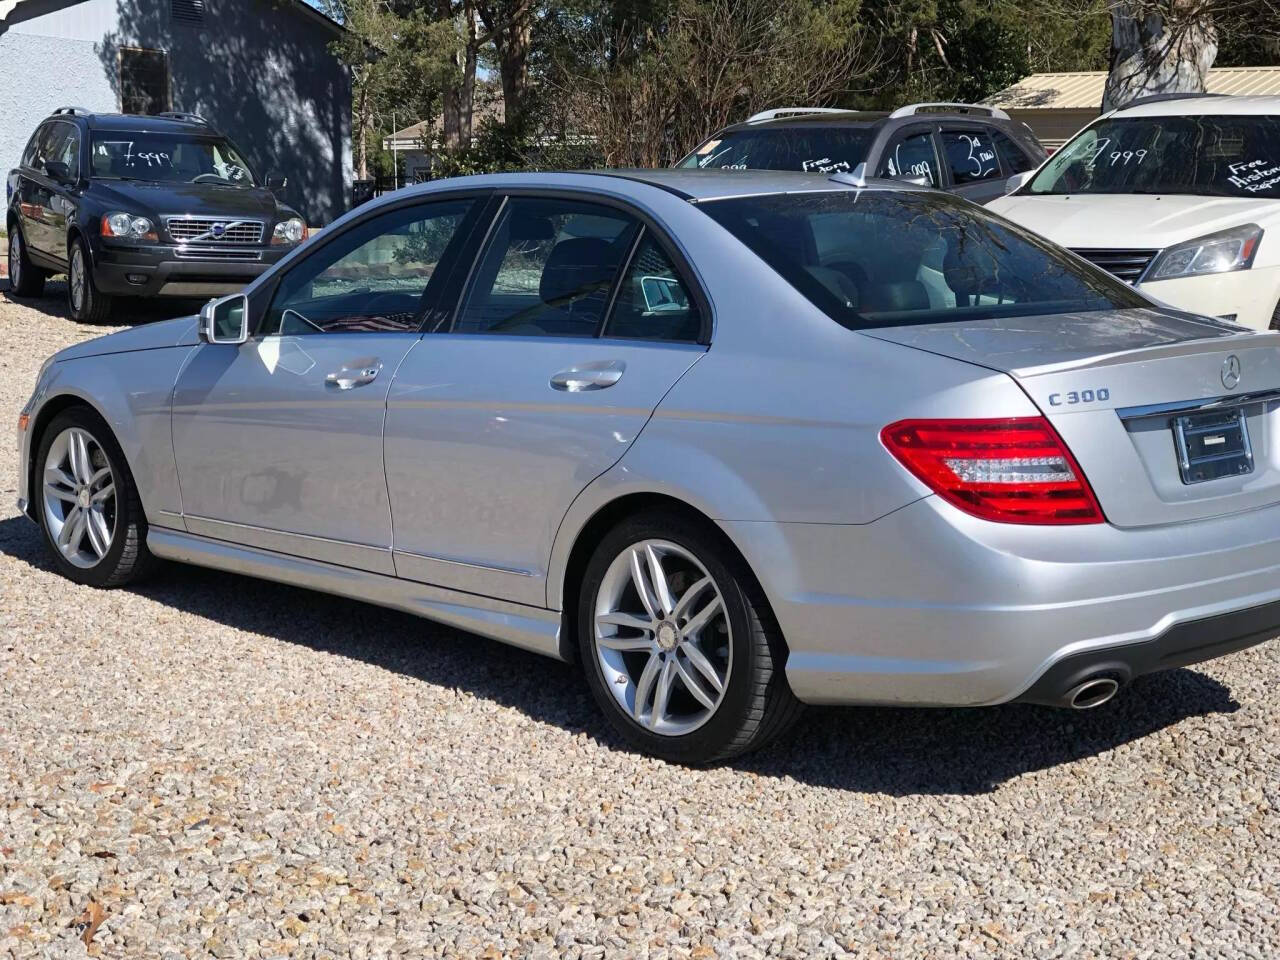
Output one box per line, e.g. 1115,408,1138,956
272,217,306,245
1147,223,1263,281
101,212,156,241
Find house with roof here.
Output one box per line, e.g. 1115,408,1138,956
986,66,1280,150
0,0,352,223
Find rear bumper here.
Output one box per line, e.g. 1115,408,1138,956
1139,265,1280,331
91,240,288,298
724,495,1280,707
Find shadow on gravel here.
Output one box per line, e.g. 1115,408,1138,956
1,279,201,325
0,514,1241,795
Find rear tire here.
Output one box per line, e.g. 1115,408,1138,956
67,237,113,323
35,407,156,588
7,225,47,297
577,510,802,765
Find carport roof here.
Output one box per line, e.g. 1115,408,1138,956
986,66,1280,111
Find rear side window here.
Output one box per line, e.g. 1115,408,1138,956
679,127,876,174
456,197,638,337
45,122,81,180
992,130,1035,174
605,233,702,342
876,131,940,187
21,124,50,169
700,190,1146,329
941,129,1001,184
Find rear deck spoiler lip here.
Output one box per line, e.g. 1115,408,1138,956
1006,329,1279,379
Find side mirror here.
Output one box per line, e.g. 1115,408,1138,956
266,174,288,192
1005,170,1034,195
44,160,72,183
199,293,249,344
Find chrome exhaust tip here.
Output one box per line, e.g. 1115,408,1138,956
1066,676,1120,710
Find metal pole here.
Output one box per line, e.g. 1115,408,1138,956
392,112,398,187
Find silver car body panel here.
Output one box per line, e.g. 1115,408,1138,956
17,169,1280,707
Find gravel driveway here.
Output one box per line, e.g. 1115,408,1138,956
2,284,1279,959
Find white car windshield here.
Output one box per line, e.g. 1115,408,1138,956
1027,114,1280,199
90,133,257,188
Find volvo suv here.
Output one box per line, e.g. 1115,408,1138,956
6,107,306,321
676,103,1046,205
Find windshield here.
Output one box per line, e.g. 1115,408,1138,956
700,190,1147,329
677,127,876,173
89,133,257,187
1027,114,1280,199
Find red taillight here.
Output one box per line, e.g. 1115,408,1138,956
880,417,1104,525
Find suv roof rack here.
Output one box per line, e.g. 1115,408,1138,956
51,106,93,117
889,102,1010,120
745,107,852,124
157,111,209,125
1120,92,1225,110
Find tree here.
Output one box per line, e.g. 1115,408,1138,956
1102,0,1216,110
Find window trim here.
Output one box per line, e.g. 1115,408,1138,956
247,190,493,339
445,187,714,345
118,46,172,115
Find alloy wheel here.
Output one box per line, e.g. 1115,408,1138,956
69,246,86,312
593,539,732,736
8,232,20,289
41,427,117,569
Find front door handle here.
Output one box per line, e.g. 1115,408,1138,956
550,360,625,392
325,361,382,390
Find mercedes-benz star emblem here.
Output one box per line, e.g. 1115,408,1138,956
1222,354,1242,391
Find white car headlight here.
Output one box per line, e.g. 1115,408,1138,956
272,217,306,245
1147,223,1263,281
101,212,156,240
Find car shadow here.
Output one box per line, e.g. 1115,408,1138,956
1,279,201,325
0,514,1240,796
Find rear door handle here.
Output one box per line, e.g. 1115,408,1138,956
550,360,625,392
325,361,382,390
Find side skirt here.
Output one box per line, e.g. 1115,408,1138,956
147,528,566,661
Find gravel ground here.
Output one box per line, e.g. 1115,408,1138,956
2,284,1280,959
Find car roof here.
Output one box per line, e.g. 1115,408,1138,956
1113,94,1280,118
720,110,889,133
73,113,218,136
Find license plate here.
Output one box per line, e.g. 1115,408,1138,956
1173,409,1253,484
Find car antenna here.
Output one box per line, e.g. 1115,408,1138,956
829,163,867,188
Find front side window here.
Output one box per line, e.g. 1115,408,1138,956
1028,115,1280,199
700,190,1146,329
679,127,877,174
876,131,940,187
263,199,474,335
455,197,638,337
605,234,702,342
90,133,256,187
941,129,1001,184
119,48,170,114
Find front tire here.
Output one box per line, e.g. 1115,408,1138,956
36,407,155,587
67,237,113,323
577,511,802,765
7,225,47,297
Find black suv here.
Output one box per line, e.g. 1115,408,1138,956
677,103,1046,206
6,107,306,321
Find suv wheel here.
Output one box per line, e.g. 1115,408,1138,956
578,511,802,765
67,237,113,323
7,226,47,297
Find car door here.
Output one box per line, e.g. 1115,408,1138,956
384,193,708,607
938,124,1006,204
15,122,60,260
170,195,485,575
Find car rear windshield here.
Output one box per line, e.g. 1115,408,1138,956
699,190,1147,329
1027,114,1280,199
677,127,876,174
90,132,257,188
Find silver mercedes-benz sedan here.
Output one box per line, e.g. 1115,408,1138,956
17,170,1280,764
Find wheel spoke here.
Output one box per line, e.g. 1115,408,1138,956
675,657,717,710
649,658,677,729
681,640,725,695
628,548,661,620
673,576,713,621
631,652,661,722
71,433,92,484
683,594,724,638
596,634,652,652
44,482,77,504
596,611,652,633
88,466,112,489
44,466,76,491
643,544,675,617
90,483,114,505
59,508,86,556
84,509,109,558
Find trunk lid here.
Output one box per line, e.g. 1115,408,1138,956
862,308,1280,527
